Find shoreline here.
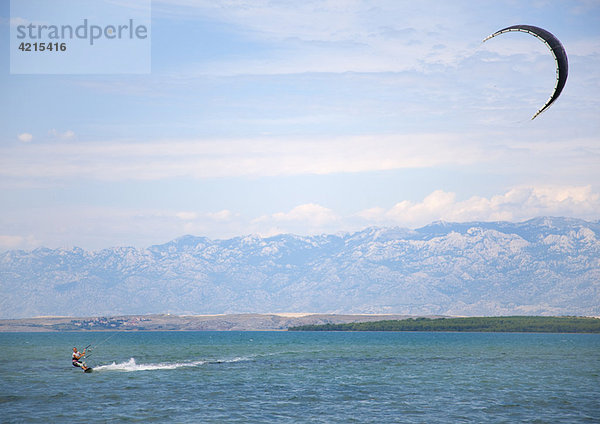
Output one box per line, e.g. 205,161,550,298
2,313,598,333
0,313,436,332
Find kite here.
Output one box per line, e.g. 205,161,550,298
483,25,568,120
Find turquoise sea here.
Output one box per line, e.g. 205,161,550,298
1,331,599,423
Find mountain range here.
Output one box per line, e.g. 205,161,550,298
1,217,599,319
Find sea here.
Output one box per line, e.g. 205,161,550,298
1,331,599,423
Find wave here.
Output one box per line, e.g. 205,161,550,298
93,356,249,372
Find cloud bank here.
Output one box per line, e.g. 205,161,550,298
358,186,600,227
3,131,598,182
0,134,484,180
2,185,598,251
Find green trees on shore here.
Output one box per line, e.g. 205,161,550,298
288,316,600,333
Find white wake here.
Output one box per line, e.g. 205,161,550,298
93,357,248,372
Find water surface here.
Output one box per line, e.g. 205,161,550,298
1,331,598,423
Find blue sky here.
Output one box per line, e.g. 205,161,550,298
1,0,599,250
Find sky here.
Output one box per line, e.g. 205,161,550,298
1,0,599,251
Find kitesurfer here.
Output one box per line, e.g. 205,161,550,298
72,346,88,371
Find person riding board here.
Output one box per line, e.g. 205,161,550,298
72,347,89,371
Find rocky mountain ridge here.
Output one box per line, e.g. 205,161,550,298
1,217,599,318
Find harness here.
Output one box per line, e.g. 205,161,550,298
72,352,83,365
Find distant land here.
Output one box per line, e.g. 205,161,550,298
288,316,600,333
1,217,599,318
2,314,598,333
0,313,433,332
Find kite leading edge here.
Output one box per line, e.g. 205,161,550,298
483,25,568,120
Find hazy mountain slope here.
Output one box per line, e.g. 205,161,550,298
1,217,599,318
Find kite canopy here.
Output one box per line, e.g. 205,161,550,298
483,25,568,120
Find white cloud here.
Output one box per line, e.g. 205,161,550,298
0,206,245,250
175,211,198,220
1,130,597,187
0,133,488,181
3,185,598,250
17,133,33,143
48,129,76,140
0,235,25,249
206,210,235,221
177,209,236,222
0,235,38,250
251,203,339,237
357,185,600,227
266,203,338,225
154,0,475,76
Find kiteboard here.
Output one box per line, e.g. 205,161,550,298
84,367,93,373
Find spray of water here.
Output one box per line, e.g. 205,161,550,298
93,356,249,372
